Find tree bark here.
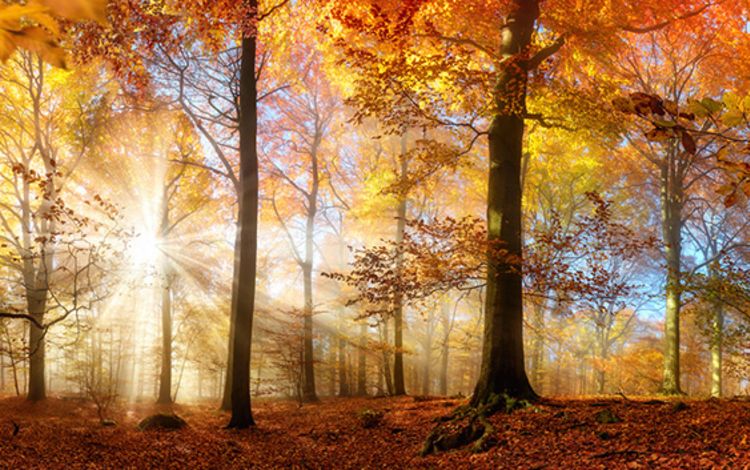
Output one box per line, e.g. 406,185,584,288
226,17,259,428
471,0,538,406
529,301,545,394
301,260,318,402
27,297,46,402
382,321,393,395
338,335,349,396
220,223,241,411
157,278,173,404
393,134,408,396
596,326,608,394
710,294,723,398
357,322,367,395
421,309,435,396
660,153,683,395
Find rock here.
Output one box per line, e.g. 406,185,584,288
138,413,187,431
672,401,688,412
595,408,622,424
101,419,117,427
358,409,384,429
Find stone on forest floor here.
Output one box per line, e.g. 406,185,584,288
358,409,384,428
138,413,188,431
595,409,622,424
672,401,688,412
101,419,117,427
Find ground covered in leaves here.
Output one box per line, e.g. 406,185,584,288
1,394,749,468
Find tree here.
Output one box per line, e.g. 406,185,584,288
0,53,124,401
264,54,342,402
325,0,721,410
80,0,294,427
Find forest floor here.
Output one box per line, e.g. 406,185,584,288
0,394,749,469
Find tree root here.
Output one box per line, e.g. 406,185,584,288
421,393,527,456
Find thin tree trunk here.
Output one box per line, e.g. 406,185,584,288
382,322,393,395
596,327,608,394
471,0,538,406
529,302,545,393
226,15,259,428
421,309,434,396
357,322,367,395
301,257,317,401
710,300,723,398
338,335,349,396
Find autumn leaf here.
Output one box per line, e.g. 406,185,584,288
37,0,108,25
724,191,739,207
7,27,67,68
645,127,672,142
680,130,696,154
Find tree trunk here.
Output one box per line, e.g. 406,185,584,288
382,322,393,395
301,258,318,402
596,327,607,394
226,19,259,428
338,335,349,396
393,134,409,396
471,0,538,406
529,302,544,394
439,337,449,396
299,120,322,404
710,300,723,398
661,155,683,395
220,222,241,411
27,297,46,402
157,279,173,404
421,309,434,396
357,322,367,395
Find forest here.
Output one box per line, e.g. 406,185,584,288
1,0,750,468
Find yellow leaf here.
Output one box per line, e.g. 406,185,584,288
0,30,18,61
9,27,67,68
0,4,48,32
722,109,744,127
723,91,740,110
39,0,108,25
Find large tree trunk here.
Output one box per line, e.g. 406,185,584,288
226,19,259,428
300,168,320,403
661,155,683,395
157,279,173,404
393,135,408,396
27,294,46,402
471,0,538,406
221,223,241,411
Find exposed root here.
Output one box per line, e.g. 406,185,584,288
420,393,531,456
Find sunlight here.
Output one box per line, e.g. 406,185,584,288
130,231,161,267
4,0,750,466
